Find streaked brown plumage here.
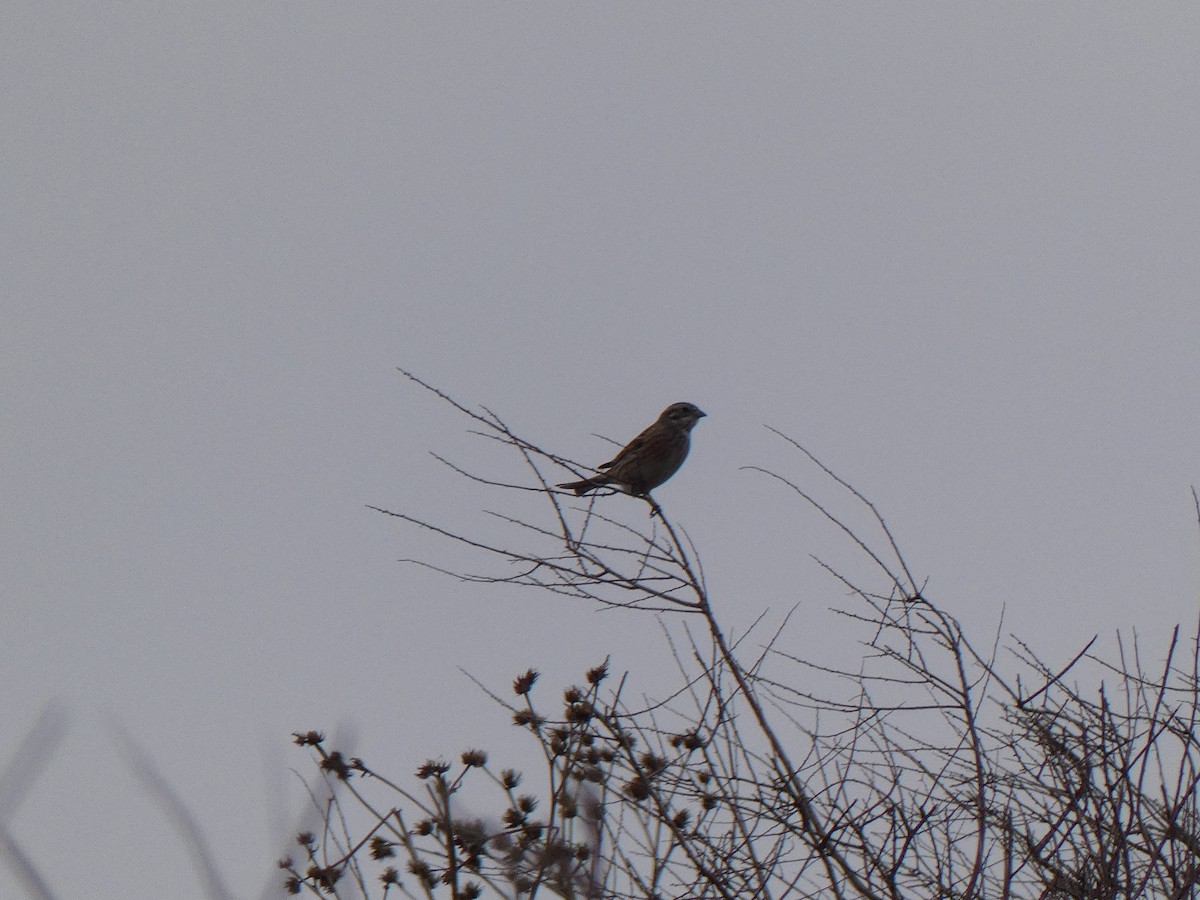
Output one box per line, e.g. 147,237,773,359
557,402,706,497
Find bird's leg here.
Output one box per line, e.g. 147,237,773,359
643,494,663,518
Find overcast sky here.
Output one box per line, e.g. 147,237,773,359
4,4,1200,898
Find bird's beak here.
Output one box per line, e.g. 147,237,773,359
697,409,707,418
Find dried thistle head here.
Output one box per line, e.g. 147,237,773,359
305,864,341,891
406,858,436,888
513,669,539,695
461,748,488,767
624,776,651,801
369,836,395,860
513,709,545,730
415,759,451,780
671,729,706,751
502,807,527,828
638,752,667,775
565,701,594,724
320,750,352,780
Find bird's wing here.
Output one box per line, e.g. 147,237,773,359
598,424,654,470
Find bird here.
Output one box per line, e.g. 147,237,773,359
557,402,706,497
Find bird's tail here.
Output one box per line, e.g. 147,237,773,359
556,476,609,496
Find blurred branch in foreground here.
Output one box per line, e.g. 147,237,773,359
0,704,68,900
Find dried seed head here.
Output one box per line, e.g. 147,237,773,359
369,836,395,860
320,751,352,780
461,748,488,768
624,776,651,801
513,709,545,730
513,669,539,695
416,759,451,780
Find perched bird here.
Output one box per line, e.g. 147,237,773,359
557,402,706,497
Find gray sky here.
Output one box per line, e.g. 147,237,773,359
4,4,1200,898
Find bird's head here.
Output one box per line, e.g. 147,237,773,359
659,402,707,431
